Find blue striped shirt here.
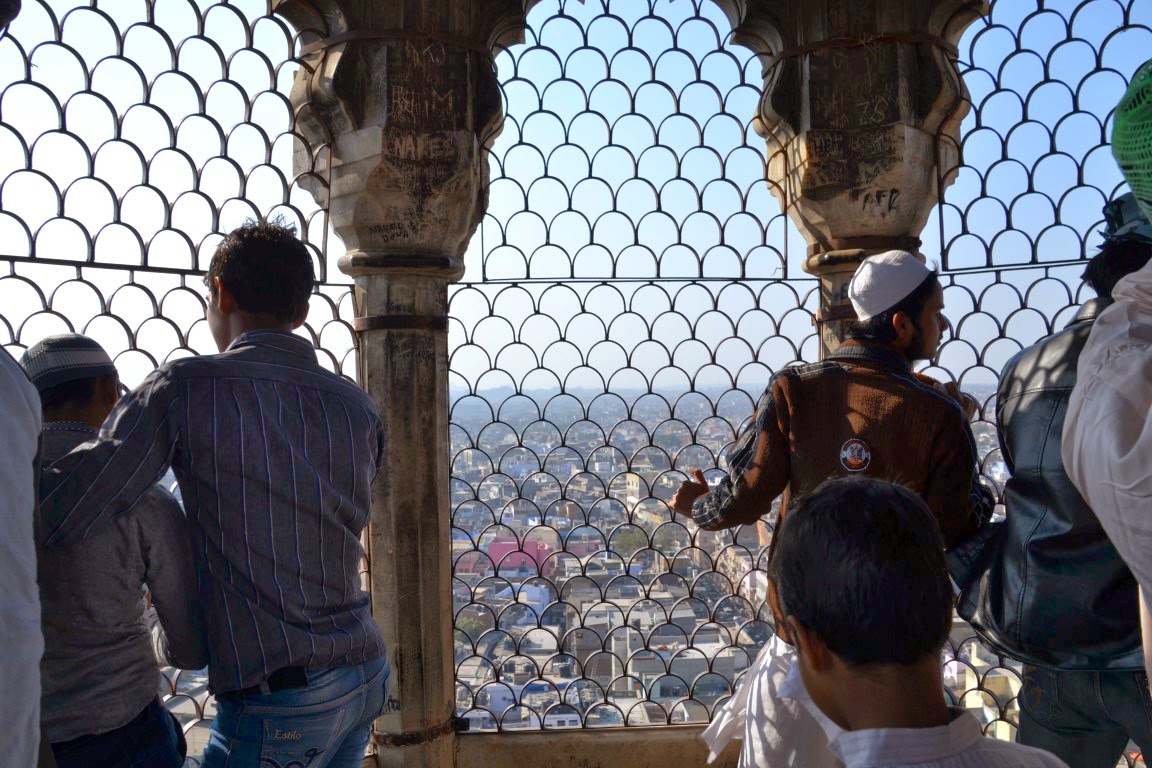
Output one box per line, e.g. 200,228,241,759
40,330,387,693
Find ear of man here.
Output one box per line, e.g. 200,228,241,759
83,374,122,427
788,617,836,672
768,580,836,672
96,375,120,408
213,277,236,315
292,302,309,329
889,309,918,349
767,580,792,645
97,373,122,421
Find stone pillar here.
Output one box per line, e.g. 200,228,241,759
275,2,530,765
717,0,989,354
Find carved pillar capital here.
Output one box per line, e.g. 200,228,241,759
277,0,530,281
726,0,988,353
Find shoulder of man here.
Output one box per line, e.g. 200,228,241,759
160,348,373,402
132,483,187,529
780,357,965,416
134,355,198,387
763,360,845,406
887,370,972,420
327,373,383,422
153,349,234,380
973,732,1071,767
998,322,1089,398
773,358,843,383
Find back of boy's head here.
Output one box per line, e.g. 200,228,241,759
769,476,953,666
204,221,315,324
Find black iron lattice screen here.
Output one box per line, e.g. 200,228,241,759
0,1,1146,765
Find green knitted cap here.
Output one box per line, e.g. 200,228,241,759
1113,59,1152,224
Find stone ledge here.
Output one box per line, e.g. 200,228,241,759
451,724,740,768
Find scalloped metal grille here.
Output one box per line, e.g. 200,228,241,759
0,0,1148,766
447,2,1149,765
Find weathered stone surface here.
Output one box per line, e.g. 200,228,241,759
718,0,988,352
352,273,456,768
277,9,507,273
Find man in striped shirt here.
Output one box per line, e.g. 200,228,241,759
39,222,390,768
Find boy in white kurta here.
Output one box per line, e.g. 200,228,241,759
764,477,1067,768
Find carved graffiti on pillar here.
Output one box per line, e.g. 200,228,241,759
804,128,899,190
384,133,459,163
390,334,439,376
367,220,418,241
363,126,475,248
810,47,900,130
376,129,467,200
390,85,454,125
348,39,486,252
387,42,468,131
852,187,903,218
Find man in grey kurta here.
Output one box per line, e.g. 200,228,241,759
23,334,207,768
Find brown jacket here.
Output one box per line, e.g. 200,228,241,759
691,342,993,548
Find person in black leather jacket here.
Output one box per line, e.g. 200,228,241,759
971,193,1152,767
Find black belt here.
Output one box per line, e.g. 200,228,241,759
231,666,309,697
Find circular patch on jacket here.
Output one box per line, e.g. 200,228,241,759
839,438,871,472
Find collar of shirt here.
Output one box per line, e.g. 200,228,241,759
42,421,96,436
226,329,317,360
827,342,911,373
1068,296,1108,327
827,707,982,767
778,657,845,742
40,422,99,463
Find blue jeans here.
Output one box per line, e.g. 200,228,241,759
1019,665,1152,768
51,697,185,768
202,657,390,768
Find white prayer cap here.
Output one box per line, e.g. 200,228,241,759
848,250,932,321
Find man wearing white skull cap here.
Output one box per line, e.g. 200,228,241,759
673,249,991,546
672,249,994,767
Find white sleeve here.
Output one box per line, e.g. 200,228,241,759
0,351,42,763
1063,339,1152,595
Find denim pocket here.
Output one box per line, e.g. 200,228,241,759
1019,665,1061,724
256,709,347,768
212,705,349,768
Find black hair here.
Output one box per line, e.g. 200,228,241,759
0,0,19,29
204,221,315,323
769,476,953,667
845,272,941,344
1084,238,1152,299
39,375,111,413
